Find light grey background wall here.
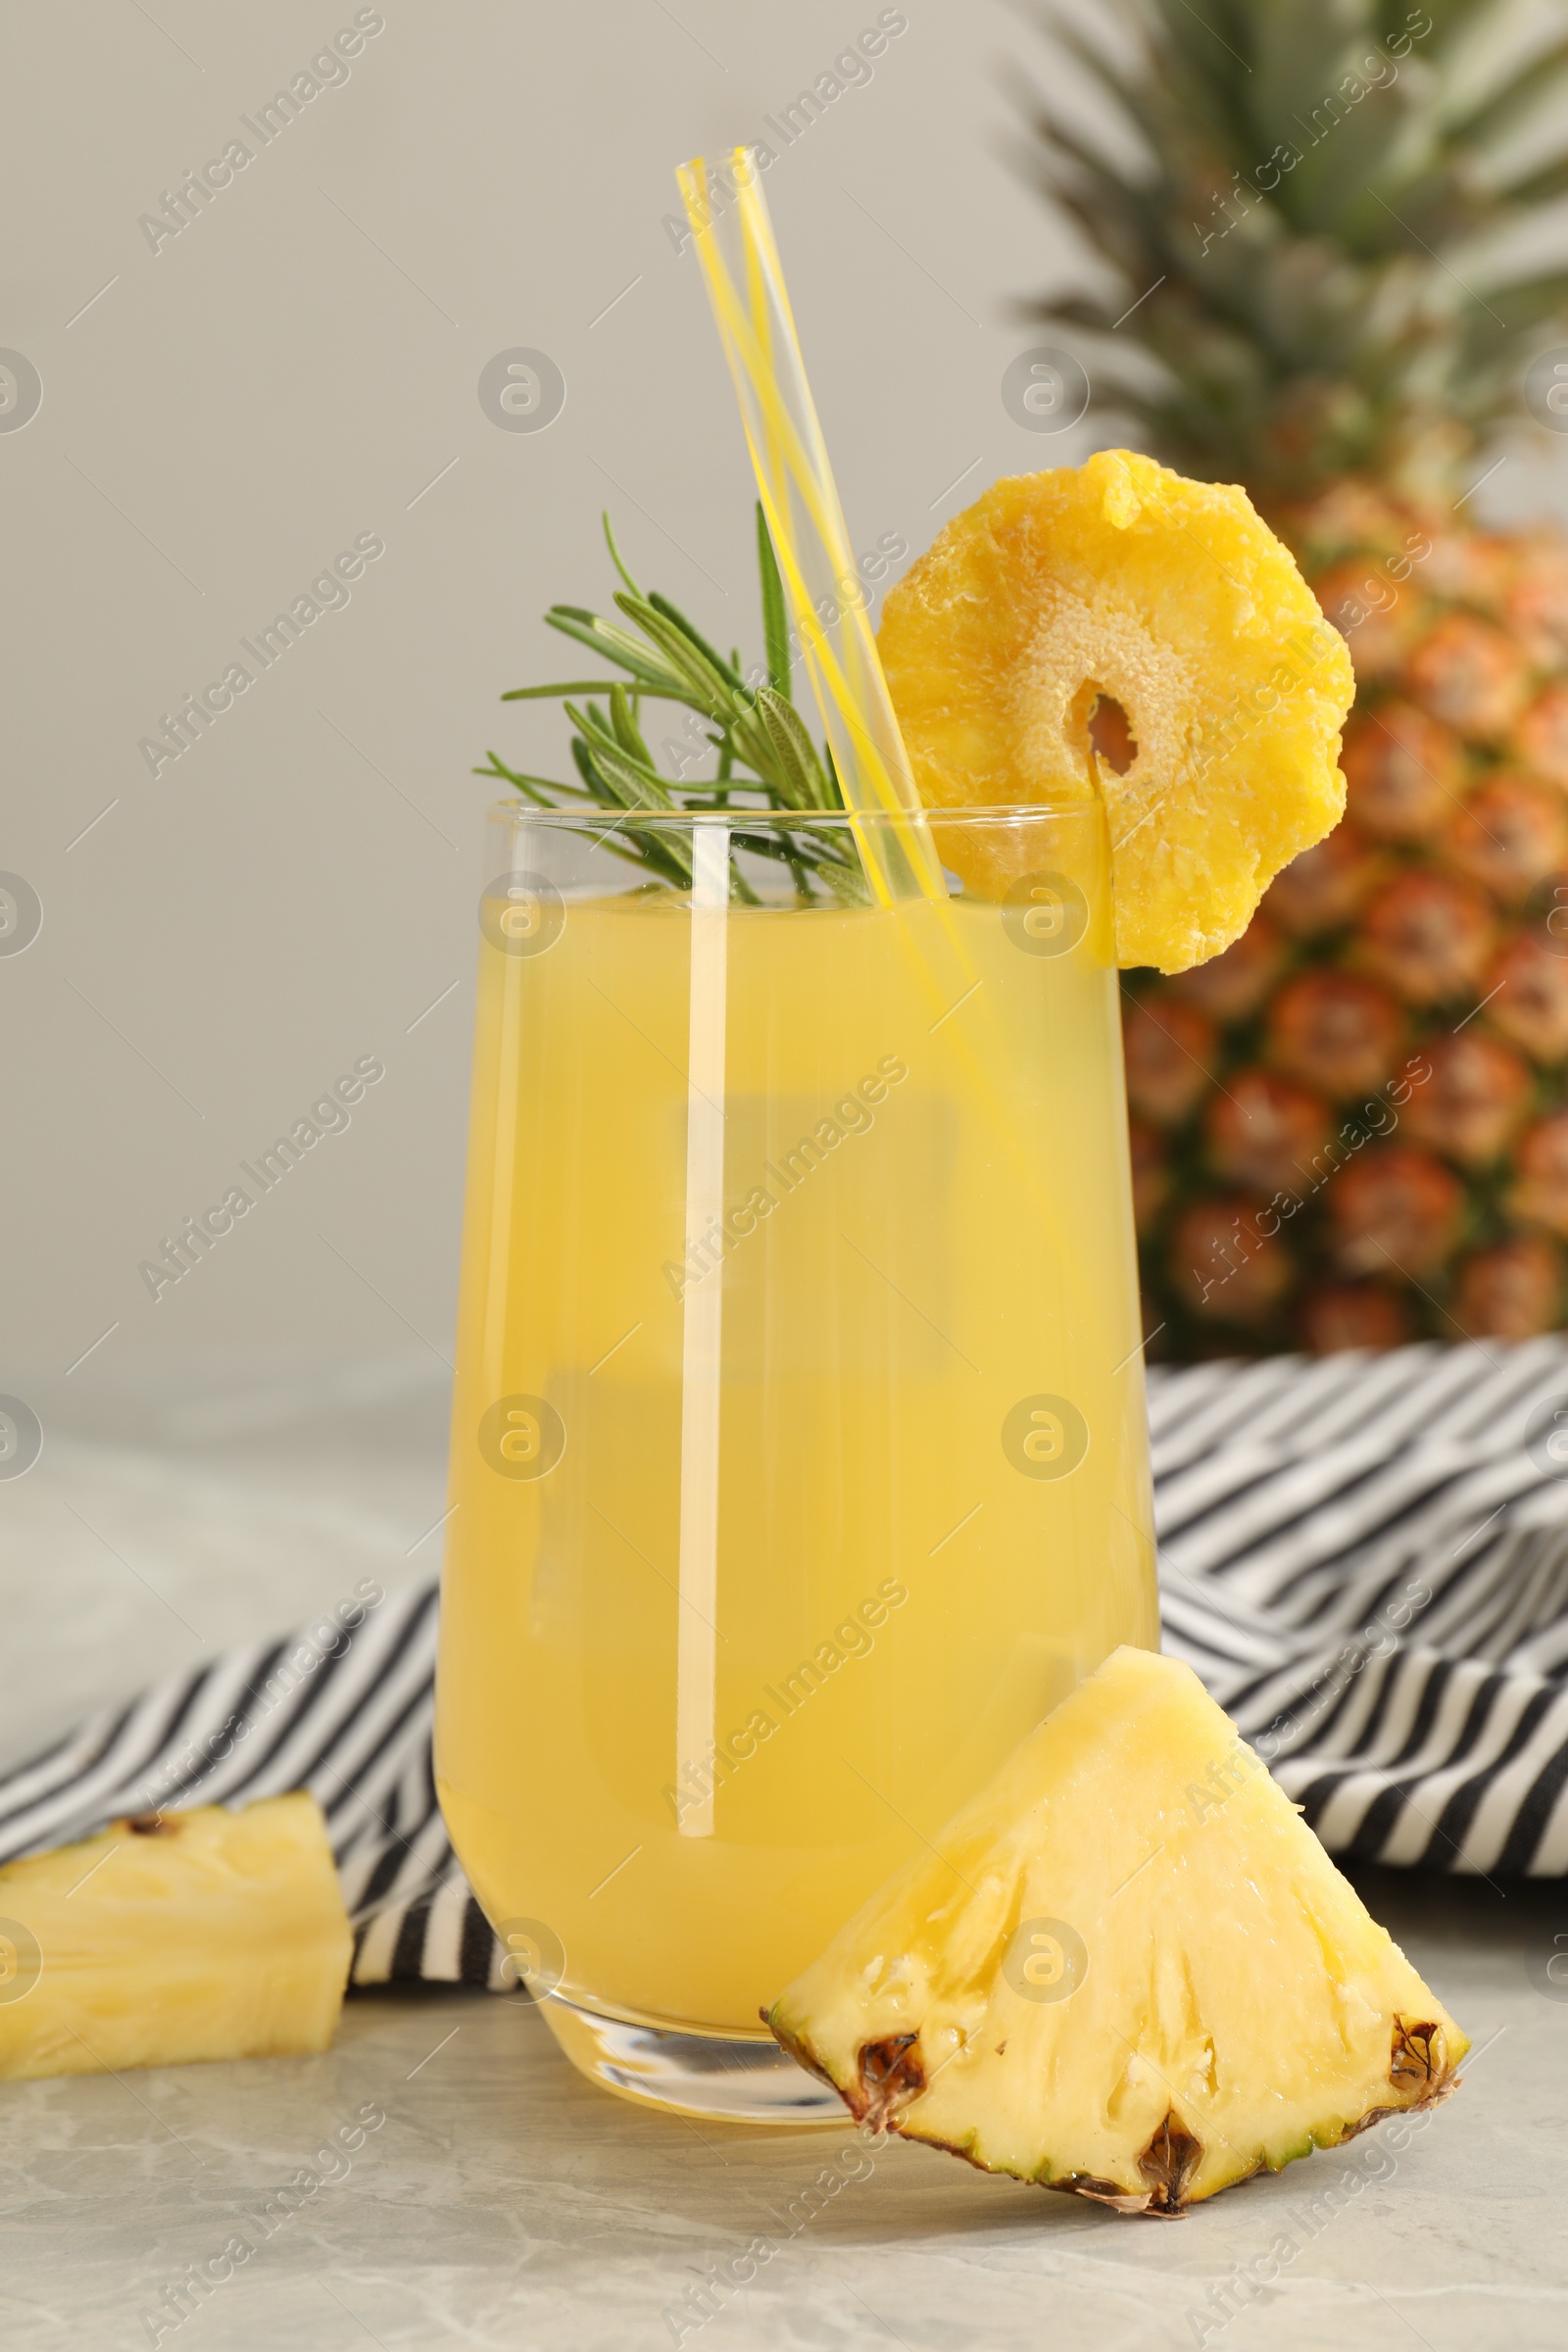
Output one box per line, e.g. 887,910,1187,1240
7,1,1566,1764
0,0,1114,1760
3,0,1102,1396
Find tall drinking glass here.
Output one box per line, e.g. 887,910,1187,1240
435,802,1157,2121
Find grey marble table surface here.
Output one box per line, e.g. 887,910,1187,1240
1,1866,1563,2352
2,1360,1565,2348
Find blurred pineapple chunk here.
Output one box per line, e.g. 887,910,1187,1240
0,1792,352,2082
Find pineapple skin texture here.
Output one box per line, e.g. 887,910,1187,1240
768,1647,1465,2213
878,452,1354,975
0,1794,352,2082
1133,489,1568,1355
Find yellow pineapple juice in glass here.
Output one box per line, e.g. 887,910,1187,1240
435,803,1157,2120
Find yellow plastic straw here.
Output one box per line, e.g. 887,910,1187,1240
676,148,945,906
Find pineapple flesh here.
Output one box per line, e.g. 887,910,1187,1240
767,1648,1464,2214
0,1794,353,2082
878,451,1354,975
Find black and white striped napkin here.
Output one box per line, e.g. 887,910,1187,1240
7,1335,1568,1990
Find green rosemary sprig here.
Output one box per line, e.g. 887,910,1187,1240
475,509,868,905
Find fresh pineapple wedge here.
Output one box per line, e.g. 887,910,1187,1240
766,1647,1464,2214
0,1793,352,2082
878,452,1355,974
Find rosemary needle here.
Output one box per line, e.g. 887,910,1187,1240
475,507,871,906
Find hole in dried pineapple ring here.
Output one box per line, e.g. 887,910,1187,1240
1088,694,1138,775
0,1919,42,2004
1002,1917,1088,2004
1067,679,1141,780
493,1916,566,1993
1002,872,1088,958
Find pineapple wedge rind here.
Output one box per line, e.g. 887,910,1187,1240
765,1647,1464,2215
877,452,1355,975
0,1792,352,2082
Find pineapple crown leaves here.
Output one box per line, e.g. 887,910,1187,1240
475,509,866,903
1017,0,1568,494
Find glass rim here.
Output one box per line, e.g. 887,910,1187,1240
487,799,1097,831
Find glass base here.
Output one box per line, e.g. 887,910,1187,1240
537,1992,848,2126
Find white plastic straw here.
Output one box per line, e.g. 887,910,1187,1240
675,823,730,1837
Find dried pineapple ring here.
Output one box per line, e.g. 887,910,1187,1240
878,451,1354,973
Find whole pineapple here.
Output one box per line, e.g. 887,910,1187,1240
1026,0,1568,1352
